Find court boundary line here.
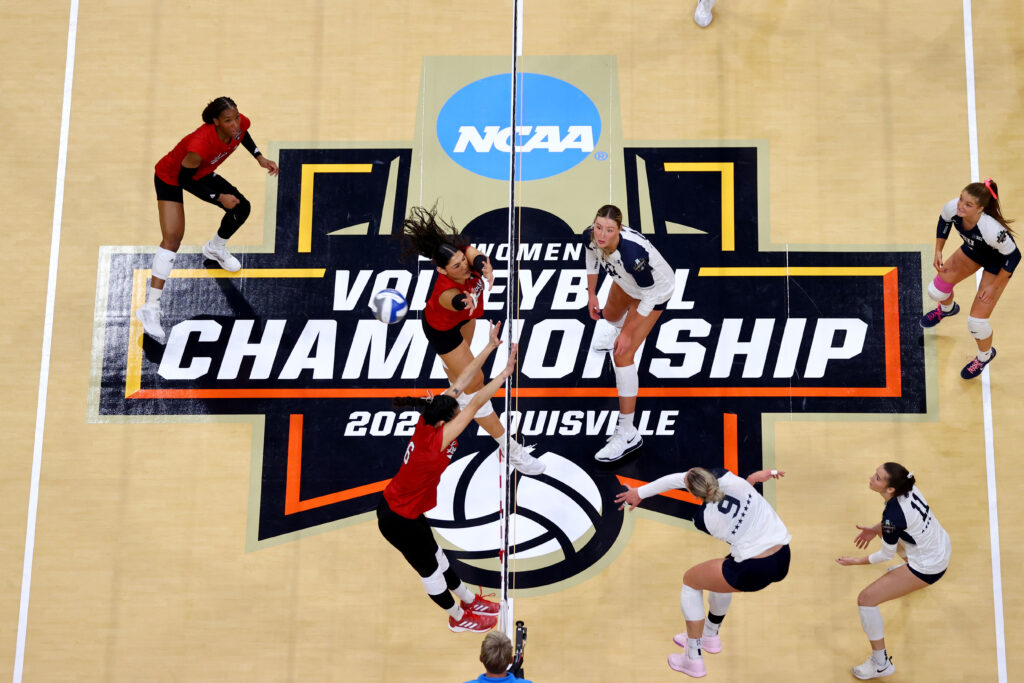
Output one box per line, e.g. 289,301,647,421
15,1,79,680
962,1,1007,681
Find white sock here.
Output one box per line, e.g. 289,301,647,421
452,583,475,604
872,648,888,666
940,301,955,312
617,412,636,435
210,234,227,248
687,637,703,659
446,603,464,619
703,618,721,637
146,285,163,307
978,348,994,362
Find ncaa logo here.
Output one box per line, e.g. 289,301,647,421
436,72,602,181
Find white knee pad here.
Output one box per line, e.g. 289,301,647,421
434,547,450,573
614,363,639,398
680,585,705,621
858,605,885,640
420,566,447,596
707,591,732,617
927,275,954,302
474,400,494,419
967,316,992,340
152,247,177,281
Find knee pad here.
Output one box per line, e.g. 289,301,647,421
474,400,494,419
967,316,992,340
151,247,177,281
680,585,705,621
419,566,447,596
434,547,450,573
858,605,885,640
927,275,954,302
614,363,639,398
707,591,732,617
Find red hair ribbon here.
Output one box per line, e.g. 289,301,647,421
984,178,998,200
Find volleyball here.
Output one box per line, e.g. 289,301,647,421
371,289,408,324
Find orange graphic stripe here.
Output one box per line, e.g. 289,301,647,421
616,412,738,506
285,413,391,514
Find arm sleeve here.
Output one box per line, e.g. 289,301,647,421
240,131,261,158
869,505,904,564
177,164,219,203
868,543,898,564
638,472,689,499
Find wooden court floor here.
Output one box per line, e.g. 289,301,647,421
2,1,1023,680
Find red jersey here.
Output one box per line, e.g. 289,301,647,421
383,416,458,519
424,249,486,331
154,113,252,185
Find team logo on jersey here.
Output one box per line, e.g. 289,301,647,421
997,229,1008,244
90,57,929,593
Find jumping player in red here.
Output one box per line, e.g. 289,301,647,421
378,321,514,633
136,97,279,343
399,206,544,476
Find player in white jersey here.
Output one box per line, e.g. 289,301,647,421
584,205,676,462
919,179,1019,379
616,467,790,678
836,462,951,680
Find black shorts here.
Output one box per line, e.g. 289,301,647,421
376,497,441,577
960,244,1013,276
422,317,472,355
153,172,244,208
908,565,946,585
721,544,791,592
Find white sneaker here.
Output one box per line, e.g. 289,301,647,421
507,441,545,476
852,654,895,679
202,240,241,272
591,320,620,352
694,0,716,27
135,305,166,344
594,428,643,462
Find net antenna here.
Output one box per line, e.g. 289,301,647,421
498,0,525,640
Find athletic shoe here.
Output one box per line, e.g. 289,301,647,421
594,428,643,462
674,632,721,654
135,305,166,344
919,302,959,328
668,652,707,678
461,593,499,616
202,240,241,272
507,440,546,476
961,347,996,379
694,0,716,27
852,654,895,679
591,320,619,352
448,610,496,633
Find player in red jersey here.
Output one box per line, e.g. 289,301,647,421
377,321,515,633
136,96,279,343
399,206,545,476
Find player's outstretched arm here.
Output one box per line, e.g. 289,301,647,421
443,321,503,401
746,469,785,485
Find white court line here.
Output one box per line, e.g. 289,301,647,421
14,1,79,681
962,1,1007,681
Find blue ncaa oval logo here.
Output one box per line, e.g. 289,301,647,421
436,73,602,181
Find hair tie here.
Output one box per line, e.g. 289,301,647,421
984,178,998,200
907,471,914,479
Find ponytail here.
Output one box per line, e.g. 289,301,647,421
398,204,467,268
685,467,725,503
393,394,458,426
882,462,915,498
965,179,1015,235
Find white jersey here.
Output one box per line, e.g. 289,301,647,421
870,484,951,575
583,225,675,316
638,469,791,562
938,198,1020,272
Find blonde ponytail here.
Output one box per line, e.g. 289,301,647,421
686,467,725,503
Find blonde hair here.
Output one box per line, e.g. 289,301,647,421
685,467,725,503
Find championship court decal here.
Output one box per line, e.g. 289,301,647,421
90,56,928,592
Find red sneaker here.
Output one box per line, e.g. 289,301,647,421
462,594,500,616
449,611,496,633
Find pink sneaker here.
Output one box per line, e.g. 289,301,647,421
673,633,721,654
668,653,707,677
461,593,499,615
